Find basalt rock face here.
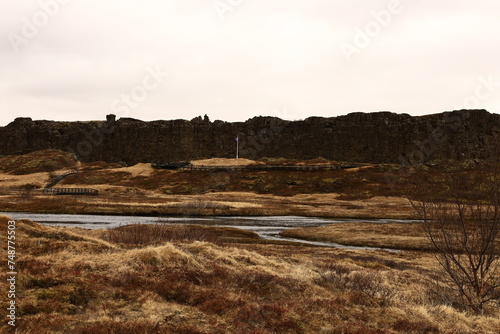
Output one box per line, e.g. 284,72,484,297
0,110,499,165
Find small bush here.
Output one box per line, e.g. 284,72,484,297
172,200,231,215
68,286,96,307
392,319,439,333
104,224,220,246
234,303,306,333
198,294,246,315
17,189,34,200
315,265,394,305
71,320,162,334
22,276,63,289
349,271,395,304
153,280,196,305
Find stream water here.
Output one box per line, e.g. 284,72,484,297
3,212,418,251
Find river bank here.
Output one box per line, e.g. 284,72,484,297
5,212,417,251
0,191,415,219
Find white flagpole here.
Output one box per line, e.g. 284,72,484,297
236,136,239,159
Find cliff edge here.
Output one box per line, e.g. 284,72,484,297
0,110,498,165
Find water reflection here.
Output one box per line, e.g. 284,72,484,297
3,212,418,251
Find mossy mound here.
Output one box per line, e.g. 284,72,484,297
0,149,78,175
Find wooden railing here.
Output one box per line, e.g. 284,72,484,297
43,188,99,196
177,163,364,172
44,169,79,188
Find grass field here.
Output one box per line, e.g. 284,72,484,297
0,150,418,218
1,150,499,333
1,215,499,333
0,191,415,218
281,222,432,251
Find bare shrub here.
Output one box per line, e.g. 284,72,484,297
197,294,245,316
410,157,500,313
314,264,394,305
172,200,231,215
392,319,439,333
348,271,394,304
104,224,219,246
314,263,352,290
17,189,34,200
234,303,306,333
422,273,460,308
71,320,162,334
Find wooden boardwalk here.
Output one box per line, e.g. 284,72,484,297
36,169,100,195
0,187,99,196
176,163,365,172
43,188,99,196
44,169,79,188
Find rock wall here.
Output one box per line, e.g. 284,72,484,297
0,110,498,165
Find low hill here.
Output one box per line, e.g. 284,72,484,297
0,149,78,175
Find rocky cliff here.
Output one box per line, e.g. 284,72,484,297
0,110,498,165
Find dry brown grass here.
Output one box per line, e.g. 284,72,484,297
0,151,438,219
0,150,476,202
0,149,78,175
101,224,259,247
0,191,415,218
0,172,50,189
107,163,154,177
1,215,499,333
281,222,432,251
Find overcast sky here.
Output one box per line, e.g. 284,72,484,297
1,0,500,126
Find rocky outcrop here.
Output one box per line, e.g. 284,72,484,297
0,110,498,165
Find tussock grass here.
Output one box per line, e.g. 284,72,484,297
0,191,415,218
282,222,500,253
168,200,233,215
281,222,432,251
1,215,499,333
102,223,258,247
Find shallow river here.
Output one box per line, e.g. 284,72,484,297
4,212,417,251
